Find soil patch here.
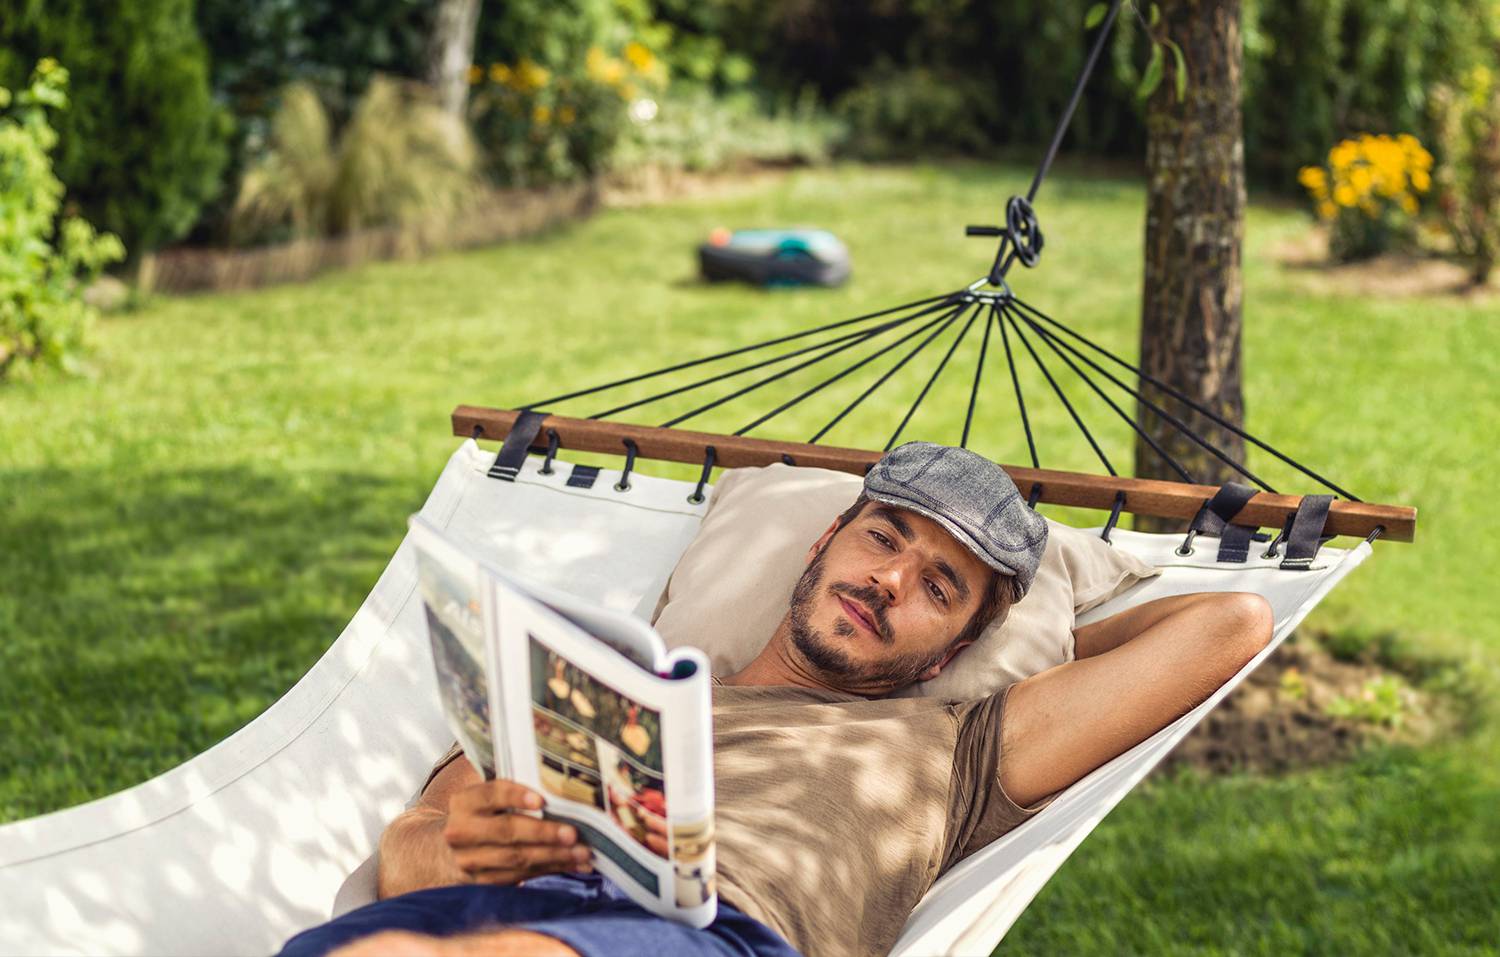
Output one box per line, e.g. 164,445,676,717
1270,227,1495,300
1157,638,1450,776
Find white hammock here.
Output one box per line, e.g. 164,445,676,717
0,440,1370,957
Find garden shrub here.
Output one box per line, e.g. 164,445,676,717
0,61,125,383
0,0,230,260
467,45,663,187
1242,0,1497,187
231,77,478,244
612,85,841,174
1430,67,1500,286
1297,133,1433,262
836,66,995,160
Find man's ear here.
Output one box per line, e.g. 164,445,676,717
805,518,841,566
917,640,974,683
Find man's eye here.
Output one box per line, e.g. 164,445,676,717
926,579,947,605
869,531,894,549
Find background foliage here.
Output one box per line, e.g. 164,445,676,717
0,59,124,383
0,0,229,261
4,0,1496,258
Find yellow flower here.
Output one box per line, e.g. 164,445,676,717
1329,141,1358,170
513,58,550,92
1411,168,1431,193
1298,166,1327,191
467,65,483,85
624,41,655,73
532,104,552,125
1333,184,1357,207
1349,165,1374,195
489,63,512,84
1398,194,1419,215
586,46,625,85
1317,200,1338,220
558,105,577,126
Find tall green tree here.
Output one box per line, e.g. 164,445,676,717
0,0,230,260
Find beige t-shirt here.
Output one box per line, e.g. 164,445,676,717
424,683,1044,956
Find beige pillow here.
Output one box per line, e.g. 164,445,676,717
652,463,1158,700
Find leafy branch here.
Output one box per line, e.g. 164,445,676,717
1086,1,1187,102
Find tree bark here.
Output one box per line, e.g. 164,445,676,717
426,0,482,117
1135,0,1247,531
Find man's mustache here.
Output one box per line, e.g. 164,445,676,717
829,582,893,642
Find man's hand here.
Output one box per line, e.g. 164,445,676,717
377,758,593,899
442,780,593,885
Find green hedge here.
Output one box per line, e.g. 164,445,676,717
654,0,1499,187
0,0,230,259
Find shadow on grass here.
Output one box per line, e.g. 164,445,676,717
0,464,421,822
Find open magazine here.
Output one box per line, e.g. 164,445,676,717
406,515,717,928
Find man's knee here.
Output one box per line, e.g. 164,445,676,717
328,928,581,957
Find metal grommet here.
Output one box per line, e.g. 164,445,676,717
471,424,484,440
1262,514,1295,559
1177,528,1199,557
689,445,716,505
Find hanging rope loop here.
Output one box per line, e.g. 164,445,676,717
971,196,1046,287
615,438,638,492
688,446,716,504
1101,491,1127,543
539,428,560,475
1006,196,1045,268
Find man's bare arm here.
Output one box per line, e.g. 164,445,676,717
376,757,591,900
1002,591,1273,808
1072,591,1234,659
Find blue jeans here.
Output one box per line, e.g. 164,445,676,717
278,874,801,957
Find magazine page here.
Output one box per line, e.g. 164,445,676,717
408,520,508,780
492,576,717,929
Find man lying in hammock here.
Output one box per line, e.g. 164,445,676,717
282,442,1272,957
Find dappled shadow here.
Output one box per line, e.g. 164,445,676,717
0,463,421,821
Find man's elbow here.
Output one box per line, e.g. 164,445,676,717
1220,591,1274,663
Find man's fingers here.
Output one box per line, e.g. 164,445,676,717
444,811,578,848
453,842,591,874
450,779,544,816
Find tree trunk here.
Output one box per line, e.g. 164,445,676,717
426,0,482,117
1135,0,1247,531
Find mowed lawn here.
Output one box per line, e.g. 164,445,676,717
2,162,1496,952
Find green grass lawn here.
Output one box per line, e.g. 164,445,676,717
2,161,1496,951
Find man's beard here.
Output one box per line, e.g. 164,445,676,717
786,547,950,692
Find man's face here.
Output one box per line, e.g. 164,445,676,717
786,502,995,696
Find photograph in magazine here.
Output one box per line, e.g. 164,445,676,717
527,634,716,903
415,548,496,779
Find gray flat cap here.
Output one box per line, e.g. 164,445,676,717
863,441,1048,596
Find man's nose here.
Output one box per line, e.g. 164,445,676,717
869,555,916,603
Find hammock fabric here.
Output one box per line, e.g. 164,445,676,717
0,441,1375,956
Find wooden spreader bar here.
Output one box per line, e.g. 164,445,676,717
452,406,1416,543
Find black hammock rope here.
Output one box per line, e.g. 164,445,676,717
488,0,1410,547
